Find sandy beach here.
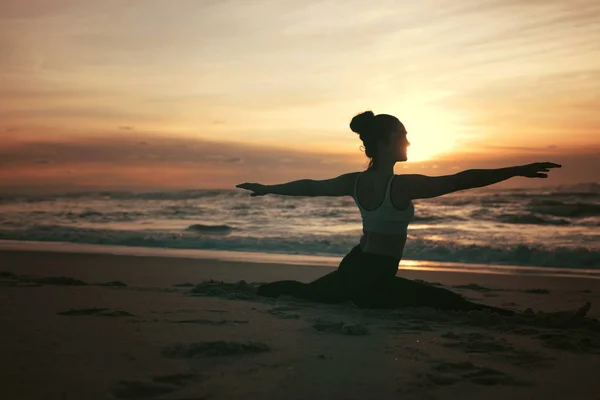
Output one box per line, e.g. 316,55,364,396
2,249,600,400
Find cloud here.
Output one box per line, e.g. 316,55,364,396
204,155,244,164
477,145,561,153
0,88,100,101
0,0,598,194
0,132,358,193
1,129,598,195
0,134,351,170
0,0,79,20
0,107,149,120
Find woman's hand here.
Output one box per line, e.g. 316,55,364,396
236,182,269,196
518,162,562,178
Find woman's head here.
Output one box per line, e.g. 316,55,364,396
350,111,409,169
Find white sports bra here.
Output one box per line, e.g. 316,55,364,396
352,173,414,235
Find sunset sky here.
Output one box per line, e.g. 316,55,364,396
1,0,599,194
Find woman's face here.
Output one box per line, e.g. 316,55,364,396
390,123,410,161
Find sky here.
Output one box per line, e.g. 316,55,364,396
1,0,599,194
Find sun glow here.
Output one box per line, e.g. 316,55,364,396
402,108,463,162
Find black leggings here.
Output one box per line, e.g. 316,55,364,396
257,245,513,315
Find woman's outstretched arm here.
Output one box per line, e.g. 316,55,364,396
395,162,561,200
237,172,359,197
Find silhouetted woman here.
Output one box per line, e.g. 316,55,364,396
236,111,562,315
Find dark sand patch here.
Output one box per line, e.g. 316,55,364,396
413,279,443,287
127,287,178,293
96,280,128,287
265,306,304,320
270,305,304,312
58,308,135,317
360,303,600,354
151,373,200,386
0,272,87,286
509,326,542,335
536,332,600,353
169,319,248,325
267,310,300,319
440,331,554,367
381,320,436,333
113,380,176,399
426,361,530,386
112,374,202,400
163,341,270,358
522,288,551,294
387,345,432,362
452,284,500,293
34,276,88,285
450,303,595,332
312,318,369,336
0,281,42,287
187,280,263,301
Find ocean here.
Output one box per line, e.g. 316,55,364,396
0,182,598,274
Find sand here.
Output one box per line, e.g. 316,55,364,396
1,249,600,400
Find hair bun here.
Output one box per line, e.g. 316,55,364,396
350,111,375,135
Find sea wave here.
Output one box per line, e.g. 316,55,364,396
403,238,599,269
411,215,464,223
496,213,571,226
186,224,234,234
65,210,146,222
0,189,238,203
0,225,597,269
527,200,600,218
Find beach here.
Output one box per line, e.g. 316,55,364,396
2,248,600,400
3,0,600,398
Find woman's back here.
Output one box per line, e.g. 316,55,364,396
353,170,413,259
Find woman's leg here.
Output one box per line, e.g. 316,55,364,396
256,246,361,303
256,279,314,299
353,276,515,316
256,245,514,315
256,270,344,303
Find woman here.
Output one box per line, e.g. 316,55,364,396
236,111,561,315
